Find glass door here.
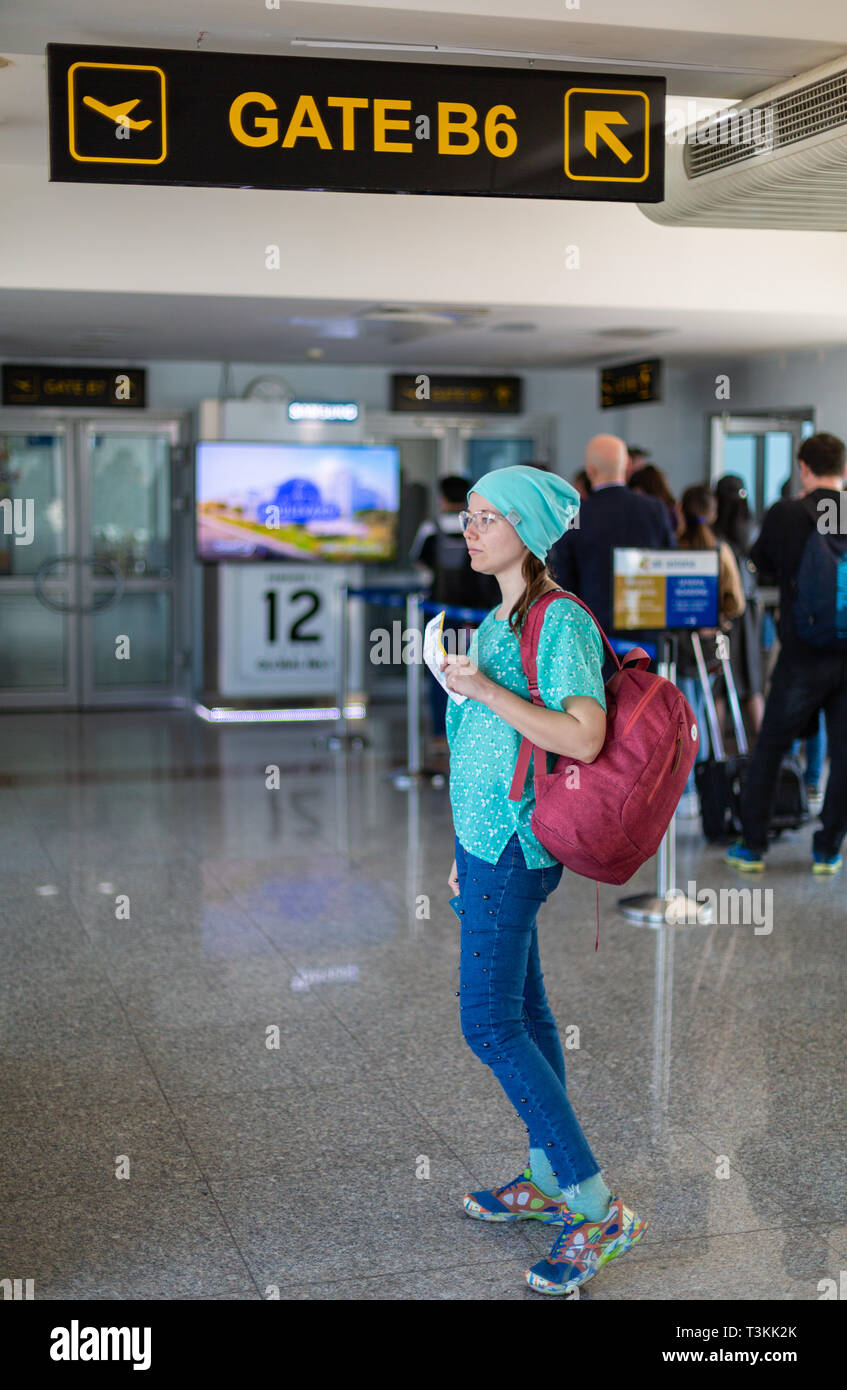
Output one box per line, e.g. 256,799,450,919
709,412,815,519
0,424,77,705
0,413,188,710
79,421,180,706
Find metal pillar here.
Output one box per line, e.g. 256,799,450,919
618,632,711,926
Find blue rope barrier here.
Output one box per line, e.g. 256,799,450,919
345,588,659,649
421,600,490,622
346,587,409,608
345,587,489,623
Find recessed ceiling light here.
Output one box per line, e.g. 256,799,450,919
357,304,488,325
592,327,673,338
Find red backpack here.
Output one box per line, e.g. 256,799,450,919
508,590,698,945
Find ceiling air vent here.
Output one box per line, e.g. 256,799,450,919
685,67,847,178
640,54,847,231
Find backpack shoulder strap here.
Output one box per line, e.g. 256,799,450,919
508,590,621,802
519,589,622,688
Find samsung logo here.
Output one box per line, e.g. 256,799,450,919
287,400,358,422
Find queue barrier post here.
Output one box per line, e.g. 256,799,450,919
387,595,489,790
316,585,487,790
313,580,369,753
617,631,711,927
388,590,448,790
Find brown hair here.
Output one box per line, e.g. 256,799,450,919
507,551,557,637
678,485,717,550
629,463,676,510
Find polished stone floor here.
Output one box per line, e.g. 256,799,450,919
1,708,844,1300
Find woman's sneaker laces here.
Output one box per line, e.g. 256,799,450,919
462,1168,572,1223
525,1196,648,1293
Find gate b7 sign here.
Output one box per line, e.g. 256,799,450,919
47,44,665,202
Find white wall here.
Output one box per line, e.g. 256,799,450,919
5,154,847,340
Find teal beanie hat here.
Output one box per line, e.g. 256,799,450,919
469,466,580,560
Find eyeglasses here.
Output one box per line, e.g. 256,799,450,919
459,510,504,533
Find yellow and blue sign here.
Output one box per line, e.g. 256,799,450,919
613,549,720,632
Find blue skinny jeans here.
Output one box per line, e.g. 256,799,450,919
452,830,601,1187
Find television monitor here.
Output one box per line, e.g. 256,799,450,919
195,441,400,563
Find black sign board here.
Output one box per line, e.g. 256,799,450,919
46,44,665,202
600,358,662,409
2,364,146,408
391,375,522,414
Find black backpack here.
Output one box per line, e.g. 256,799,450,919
792,495,847,650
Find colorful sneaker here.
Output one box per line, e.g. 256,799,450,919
525,1196,648,1294
462,1168,571,1224
724,840,765,871
812,851,843,874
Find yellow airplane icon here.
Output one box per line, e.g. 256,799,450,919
82,96,152,130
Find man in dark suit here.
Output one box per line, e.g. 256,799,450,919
549,434,677,663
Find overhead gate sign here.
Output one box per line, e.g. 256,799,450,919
46,44,665,202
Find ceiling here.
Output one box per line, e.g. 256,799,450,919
3,3,847,367
4,0,847,104
1,288,845,367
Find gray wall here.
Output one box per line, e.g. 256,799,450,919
143,357,724,495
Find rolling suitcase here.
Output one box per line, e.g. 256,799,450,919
691,631,809,842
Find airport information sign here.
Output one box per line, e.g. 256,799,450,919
613,549,720,632
600,358,662,408
47,44,666,202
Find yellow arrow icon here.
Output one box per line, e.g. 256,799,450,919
584,110,632,163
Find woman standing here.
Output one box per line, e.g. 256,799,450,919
440,465,648,1295
713,475,764,738
674,485,747,814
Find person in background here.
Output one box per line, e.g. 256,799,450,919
626,445,651,481
674,485,747,817
548,435,676,674
778,472,827,799
728,433,847,872
572,468,593,500
410,475,500,751
793,708,827,803
628,462,677,534
712,475,764,739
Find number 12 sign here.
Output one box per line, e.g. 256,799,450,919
219,564,340,697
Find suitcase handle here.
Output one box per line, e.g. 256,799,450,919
691,631,726,760
691,631,749,759
714,631,749,756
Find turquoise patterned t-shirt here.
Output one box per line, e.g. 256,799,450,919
446,595,606,868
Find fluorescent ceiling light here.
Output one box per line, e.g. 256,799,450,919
291,38,786,77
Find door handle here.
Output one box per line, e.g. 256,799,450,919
34,555,126,614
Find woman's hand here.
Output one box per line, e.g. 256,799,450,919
448,858,459,893
441,652,494,703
